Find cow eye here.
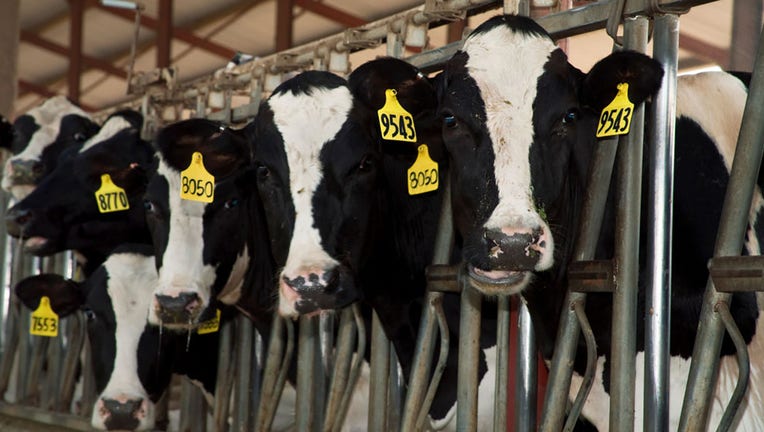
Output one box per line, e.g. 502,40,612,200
256,164,270,180
224,198,240,209
443,114,458,129
143,200,156,213
358,155,374,172
82,308,96,322
74,132,87,142
563,109,579,124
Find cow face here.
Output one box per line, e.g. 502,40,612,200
438,15,662,294
144,119,252,329
15,246,160,431
254,71,378,318
2,96,97,200
4,111,151,268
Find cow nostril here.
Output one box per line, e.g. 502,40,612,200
155,292,201,321
101,397,144,429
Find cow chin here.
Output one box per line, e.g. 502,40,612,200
467,265,532,295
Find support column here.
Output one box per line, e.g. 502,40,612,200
68,0,84,104
276,0,294,51
157,0,172,68
0,0,19,116
729,0,762,71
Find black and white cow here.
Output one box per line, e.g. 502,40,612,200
143,118,275,331
252,61,494,428
14,243,221,431
437,14,763,430
2,96,99,200
5,110,152,276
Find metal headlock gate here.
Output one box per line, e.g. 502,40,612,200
0,0,760,430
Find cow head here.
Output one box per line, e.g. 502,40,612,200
438,15,662,294
2,96,97,200
14,245,161,431
144,118,253,329
4,111,151,272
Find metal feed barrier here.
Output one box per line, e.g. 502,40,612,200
1,0,760,430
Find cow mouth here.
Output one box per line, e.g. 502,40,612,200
467,264,528,294
23,236,50,253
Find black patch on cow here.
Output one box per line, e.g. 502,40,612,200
0,115,12,151
10,115,39,154
145,173,170,271
271,70,346,97
469,14,550,40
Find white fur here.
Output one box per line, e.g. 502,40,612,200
462,25,556,272
148,159,218,327
266,86,352,314
92,252,158,431
79,116,132,153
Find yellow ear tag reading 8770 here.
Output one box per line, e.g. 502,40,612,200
180,152,215,203
197,309,221,335
596,82,635,138
407,144,439,195
95,174,130,213
31,296,58,337
377,89,417,142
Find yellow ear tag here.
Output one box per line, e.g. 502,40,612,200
377,89,417,142
407,144,439,195
180,152,215,203
596,83,635,138
30,296,59,337
197,309,221,335
95,174,130,213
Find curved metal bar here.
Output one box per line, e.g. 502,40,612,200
256,315,295,432
416,294,450,431
714,302,751,432
400,296,438,432
334,304,367,432
213,320,234,432
58,312,86,413
563,300,598,432
323,308,355,432
367,311,391,432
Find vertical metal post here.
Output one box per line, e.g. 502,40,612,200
179,379,206,432
0,192,9,351
368,312,391,432
679,15,764,432
232,315,254,431
214,320,234,432
514,298,537,432
494,296,509,432
645,12,679,432
608,16,649,432
296,315,324,432
456,280,482,432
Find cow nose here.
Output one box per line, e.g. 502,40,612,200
284,267,340,293
100,397,146,431
9,159,43,185
154,292,202,324
5,206,32,237
481,227,544,271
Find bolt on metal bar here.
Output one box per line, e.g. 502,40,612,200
456,279,482,432
256,315,294,432
608,15,649,432
678,16,764,431
515,297,538,432
644,12,679,432
539,135,620,432
563,300,598,432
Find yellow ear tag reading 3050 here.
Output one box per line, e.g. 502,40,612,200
378,89,417,142
31,296,58,337
407,144,438,195
197,309,221,335
597,83,634,138
180,152,215,203
95,174,130,213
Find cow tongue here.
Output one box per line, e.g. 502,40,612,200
471,266,517,281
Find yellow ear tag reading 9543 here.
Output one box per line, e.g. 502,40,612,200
378,89,417,142
31,296,58,337
95,174,129,213
180,152,215,203
197,309,221,335
407,144,438,195
596,82,635,138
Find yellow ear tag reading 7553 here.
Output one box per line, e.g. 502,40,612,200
378,89,417,142
31,296,58,337
180,152,215,203
597,82,634,138
407,144,439,195
197,309,221,335
95,174,130,213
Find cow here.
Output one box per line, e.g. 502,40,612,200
436,14,763,430
2,96,99,200
4,110,152,276
13,243,221,431
142,118,274,332
251,60,496,428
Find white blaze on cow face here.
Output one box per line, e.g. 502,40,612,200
462,25,556,272
148,158,217,327
79,116,133,154
266,86,353,317
92,252,157,431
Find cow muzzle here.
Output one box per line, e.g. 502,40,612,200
279,266,356,318
4,206,51,254
94,396,152,431
3,159,43,200
153,292,203,327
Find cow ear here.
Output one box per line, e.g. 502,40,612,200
14,274,85,317
580,50,664,111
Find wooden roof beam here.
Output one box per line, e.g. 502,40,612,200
294,0,366,27
21,31,128,79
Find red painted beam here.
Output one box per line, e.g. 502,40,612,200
20,31,127,79
276,0,294,51
68,0,84,103
18,80,95,111
294,0,366,27
156,0,173,68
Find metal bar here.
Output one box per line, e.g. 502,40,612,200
715,302,751,432
515,298,537,432
232,314,254,431
367,312,390,432
539,136,621,431
213,320,234,432
179,379,206,432
57,313,85,412
256,315,294,432
0,402,93,431
608,16,649,432
323,308,355,432
415,297,450,431
296,316,323,432
494,296,510,432
563,300,598,432
156,0,173,68
456,280,482,432
678,12,764,431
645,12,679,432
68,0,84,103
335,305,366,431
